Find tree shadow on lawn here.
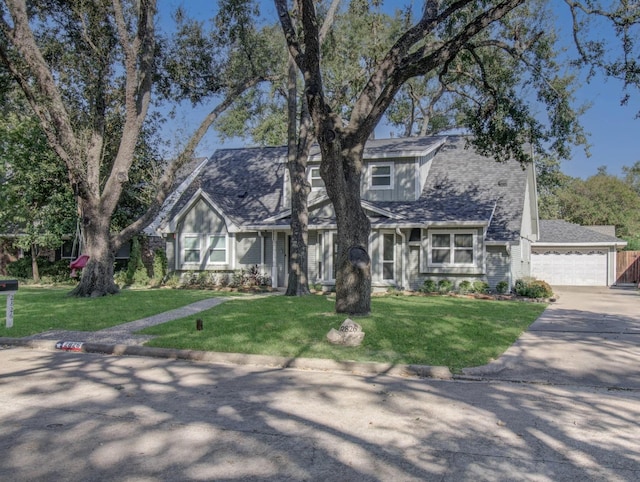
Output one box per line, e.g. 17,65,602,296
0,348,638,481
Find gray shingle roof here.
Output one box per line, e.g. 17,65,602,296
163,146,287,229
538,220,626,244
375,136,529,241
160,136,531,242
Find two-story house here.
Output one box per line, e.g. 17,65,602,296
152,135,544,291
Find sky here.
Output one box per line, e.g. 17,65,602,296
160,1,639,180
561,75,638,179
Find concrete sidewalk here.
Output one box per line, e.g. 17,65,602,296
23,297,231,346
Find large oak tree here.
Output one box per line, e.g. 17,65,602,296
0,0,276,296
275,0,592,314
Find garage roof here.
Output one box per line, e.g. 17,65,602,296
537,220,627,246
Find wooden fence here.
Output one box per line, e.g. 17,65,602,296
616,251,640,285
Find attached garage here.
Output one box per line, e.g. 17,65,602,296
531,248,608,286
531,221,627,287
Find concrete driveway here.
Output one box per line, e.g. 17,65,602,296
463,286,640,389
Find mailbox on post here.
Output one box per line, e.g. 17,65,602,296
0,279,18,328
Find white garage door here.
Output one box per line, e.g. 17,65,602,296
531,249,608,286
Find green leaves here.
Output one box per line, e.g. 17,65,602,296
0,106,75,250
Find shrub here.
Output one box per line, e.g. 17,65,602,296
164,273,181,289
437,279,453,293
514,278,553,298
528,280,553,298
7,257,73,283
420,279,437,293
6,257,32,279
458,280,472,294
229,266,272,289
114,269,128,287
125,237,150,286
495,280,509,294
152,248,168,283
472,281,489,294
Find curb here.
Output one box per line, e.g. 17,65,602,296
0,337,452,380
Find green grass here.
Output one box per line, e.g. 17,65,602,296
0,287,228,337
140,294,546,372
0,287,546,371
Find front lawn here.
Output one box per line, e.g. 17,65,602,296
0,287,227,337
0,287,546,371
140,294,546,372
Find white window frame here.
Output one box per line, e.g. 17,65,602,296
368,162,394,190
207,234,228,265
381,231,396,281
427,230,477,267
308,166,324,190
182,234,201,264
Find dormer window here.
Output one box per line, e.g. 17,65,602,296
369,162,393,189
309,166,324,190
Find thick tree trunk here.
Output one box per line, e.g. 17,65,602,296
69,210,119,297
333,191,371,314
284,51,311,297
320,138,371,315
285,192,310,296
285,152,311,296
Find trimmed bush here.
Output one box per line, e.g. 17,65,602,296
472,281,489,294
437,279,453,294
458,280,472,294
420,279,437,293
495,280,509,294
514,278,553,298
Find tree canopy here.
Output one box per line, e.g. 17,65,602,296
0,0,280,296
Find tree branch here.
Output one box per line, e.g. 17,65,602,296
115,75,267,245
1,0,84,190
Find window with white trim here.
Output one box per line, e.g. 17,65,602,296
429,231,475,266
382,232,395,280
309,166,324,189
183,235,200,263
369,162,393,189
208,235,227,264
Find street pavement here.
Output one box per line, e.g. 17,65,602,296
0,287,638,481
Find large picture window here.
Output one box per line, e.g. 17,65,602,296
429,232,475,266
